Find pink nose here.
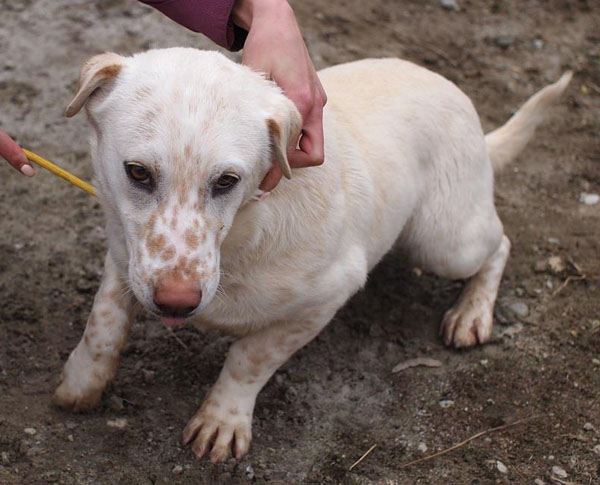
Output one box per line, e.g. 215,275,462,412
153,278,202,317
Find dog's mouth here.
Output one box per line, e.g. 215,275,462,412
154,305,197,328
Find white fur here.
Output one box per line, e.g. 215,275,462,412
55,48,570,462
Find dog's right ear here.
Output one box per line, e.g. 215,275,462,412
65,52,125,118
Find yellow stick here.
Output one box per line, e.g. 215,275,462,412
22,148,96,197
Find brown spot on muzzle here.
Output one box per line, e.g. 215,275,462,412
161,246,176,262
184,229,200,250
147,233,166,257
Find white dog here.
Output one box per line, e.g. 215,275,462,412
53,48,570,462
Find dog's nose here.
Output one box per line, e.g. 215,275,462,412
153,278,202,317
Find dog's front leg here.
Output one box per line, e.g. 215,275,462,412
54,251,135,411
183,315,331,463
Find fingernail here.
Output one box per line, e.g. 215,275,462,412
20,164,35,177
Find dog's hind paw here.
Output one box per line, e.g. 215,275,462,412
440,292,494,348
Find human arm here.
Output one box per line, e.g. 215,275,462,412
232,0,327,191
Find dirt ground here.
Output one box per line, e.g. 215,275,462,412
0,0,599,484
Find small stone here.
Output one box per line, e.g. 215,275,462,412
551,465,567,478
439,399,455,408
592,444,600,456
106,418,128,429
507,301,529,317
534,479,545,485
583,422,595,431
24,428,37,436
26,445,46,457
142,369,155,383
1,452,9,464
548,256,565,274
495,36,513,49
440,0,458,11
285,386,298,402
172,465,183,475
547,237,559,245
245,465,255,480
533,39,544,49
592,358,600,366
579,192,599,205
418,442,428,453
496,460,508,474
67,434,74,442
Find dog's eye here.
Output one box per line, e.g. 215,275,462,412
214,173,240,193
124,162,153,187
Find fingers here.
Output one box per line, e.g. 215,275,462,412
0,129,35,176
288,106,325,169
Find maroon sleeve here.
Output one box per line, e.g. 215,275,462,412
138,0,248,51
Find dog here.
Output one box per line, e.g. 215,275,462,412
53,48,570,463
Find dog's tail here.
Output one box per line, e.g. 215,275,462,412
485,71,572,172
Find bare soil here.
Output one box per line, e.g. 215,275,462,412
0,1,599,484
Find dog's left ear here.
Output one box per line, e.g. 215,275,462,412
65,52,125,117
266,99,302,179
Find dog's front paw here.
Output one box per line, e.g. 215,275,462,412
182,395,253,463
54,371,104,412
440,292,493,348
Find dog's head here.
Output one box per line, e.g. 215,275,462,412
67,48,301,325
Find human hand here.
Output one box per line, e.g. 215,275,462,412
0,128,34,176
232,0,327,191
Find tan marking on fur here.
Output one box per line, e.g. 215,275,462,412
108,289,128,310
184,229,200,250
267,118,281,144
97,64,121,81
184,142,193,160
227,366,242,382
170,206,179,231
146,213,158,237
147,233,166,257
161,246,176,262
98,309,111,319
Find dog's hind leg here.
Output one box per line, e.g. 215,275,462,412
439,234,511,348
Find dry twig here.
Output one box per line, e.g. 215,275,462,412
399,415,540,470
552,257,586,298
349,444,377,471
550,476,581,485
167,327,189,350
